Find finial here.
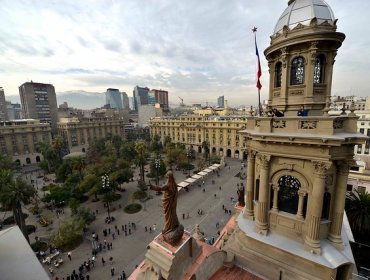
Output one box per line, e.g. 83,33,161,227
348,101,356,117
193,224,204,241
340,103,347,115
288,0,295,5
252,26,258,33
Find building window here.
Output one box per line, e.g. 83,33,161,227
275,62,282,87
290,57,305,85
357,144,362,154
313,55,325,84
357,186,366,194
277,175,301,214
347,184,353,192
359,128,365,134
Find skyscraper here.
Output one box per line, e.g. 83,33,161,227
105,88,123,109
121,92,129,109
0,87,8,121
150,89,169,109
19,81,58,134
217,95,224,108
133,86,150,111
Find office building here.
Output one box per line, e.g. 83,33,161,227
121,92,129,109
105,88,123,109
133,86,150,111
217,95,224,108
149,89,169,109
0,87,8,121
19,81,58,134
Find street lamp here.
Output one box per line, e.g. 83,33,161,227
187,149,191,178
101,174,111,220
155,159,161,185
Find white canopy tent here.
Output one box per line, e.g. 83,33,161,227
178,181,190,188
212,163,221,168
197,171,208,176
185,178,197,184
203,168,213,173
191,174,202,180
209,165,218,170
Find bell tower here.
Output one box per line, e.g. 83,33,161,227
264,0,345,116
221,1,367,279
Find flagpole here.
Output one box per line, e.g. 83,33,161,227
252,26,262,116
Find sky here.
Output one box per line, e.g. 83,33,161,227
1,0,370,108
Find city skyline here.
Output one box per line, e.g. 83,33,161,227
1,0,369,109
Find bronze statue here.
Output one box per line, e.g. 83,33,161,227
149,170,184,245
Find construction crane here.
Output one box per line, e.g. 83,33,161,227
178,96,185,107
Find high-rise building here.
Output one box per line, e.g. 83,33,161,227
133,86,150,111
19,82,58,134
217,95,224,108
121,92,129,109
105,88,123,109
149,89,169,109
6,102,22,120
129,97,135,111
0,87,8,121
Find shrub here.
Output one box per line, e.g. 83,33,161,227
53,217,84,251
26,224,37,234
30,240,48,252
3,213,29,225
124,203,142,214
132,190,147,200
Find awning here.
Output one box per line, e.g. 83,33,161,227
203,168,213,173
197,171,208,176
209,166,218,170
213,163,221,168
178,181,190,188
185,178,197,183
191,174,202,179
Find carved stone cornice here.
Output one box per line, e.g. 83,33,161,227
312,161,331,176
298,190,307,197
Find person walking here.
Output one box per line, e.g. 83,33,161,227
68,252,72,261
101,257,106,266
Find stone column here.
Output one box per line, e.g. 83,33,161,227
304,161,330,254
255,154,271,235
280,47,289,107
296,190,307,220
244,150,256,219
271,184,279,212
328,162,349,250
304,41,318,104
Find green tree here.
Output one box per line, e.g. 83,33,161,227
69,197,80,215
53,217,84,250
0,171,35,243
151,134,162,153
201,141,210,163
71,156,86,180
346,190,370,241
135,140,148,183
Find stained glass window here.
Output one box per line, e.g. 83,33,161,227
314,55,325,84
290,57,304,85
277,175,301,214
275,62,282,88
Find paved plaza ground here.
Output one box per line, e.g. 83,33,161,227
16,157,245,279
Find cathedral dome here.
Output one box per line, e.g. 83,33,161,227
274,0,335,34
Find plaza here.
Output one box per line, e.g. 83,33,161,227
21,158,244,279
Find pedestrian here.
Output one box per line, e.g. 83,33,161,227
122,225,124,231
122,270,126,280
153,224,156,231
117,229,120,235
111,267,115,276
68,252,72,261
145,226,147,232
115,225,118,231
129,228,131,235
86,275,90,280
149,227,152,233
110,242,113,249
187,213,189,219
109,256,113,265
102,257,106,266
182,213,185,219
112,233,115,240
214,193,216,198
108,228,111,234
125,230,127,236
219,186,221,190
229,209,232,215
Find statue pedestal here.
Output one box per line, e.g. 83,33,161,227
133,231,226,280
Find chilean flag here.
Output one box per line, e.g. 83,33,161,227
255,35,262,90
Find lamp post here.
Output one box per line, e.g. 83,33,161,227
187,149,191,178
155,158,161,185
101,174,111,219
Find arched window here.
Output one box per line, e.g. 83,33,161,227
313,55,325,84
274,62,282,87
277,175,301,214
290,57,305,85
